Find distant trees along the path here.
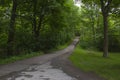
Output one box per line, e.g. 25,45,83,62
0,0,80,57
0,0,119,58
82,0,120,57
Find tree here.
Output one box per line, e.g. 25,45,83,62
7,0,17,56
82,0,120,57
0,0,80,57
100,0,112,57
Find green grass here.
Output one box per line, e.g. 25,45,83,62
57,40,72,50
0,52,43,64
0,40,72,65
69,46,120,80
46,40,73,53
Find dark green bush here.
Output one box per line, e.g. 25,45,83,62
108,35,120,52
97,35,120,52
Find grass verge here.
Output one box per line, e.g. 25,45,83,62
0,39,73,65
69,46,120,80
46,39,73,53
0,52,43,64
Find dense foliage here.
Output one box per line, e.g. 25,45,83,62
79,1,120,53
0,0,80,58
0,0,119,59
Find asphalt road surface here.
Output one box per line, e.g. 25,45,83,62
0,37,105,80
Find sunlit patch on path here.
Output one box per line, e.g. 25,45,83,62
7,62,77,80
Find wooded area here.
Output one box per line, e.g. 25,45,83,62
0,0,120,59
80,0,120,57
0,0,79,58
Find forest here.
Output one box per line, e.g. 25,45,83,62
0,0,120,80
0,0,120,59
70,0,120,80
0,0,80,59
79,0,120,56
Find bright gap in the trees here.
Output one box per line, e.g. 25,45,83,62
74,0,81,7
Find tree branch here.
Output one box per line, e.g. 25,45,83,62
100,0,105,14
105,0,112,13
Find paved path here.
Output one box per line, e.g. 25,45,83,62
0,37,79,80
0,37,105,80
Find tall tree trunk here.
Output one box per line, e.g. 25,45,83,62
33,0,37,38
36,14,44,37
7,0,17,56
100,0,112,57
32,0,45,51
91,18,96,44
103,14,108,57
92,23,96,43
